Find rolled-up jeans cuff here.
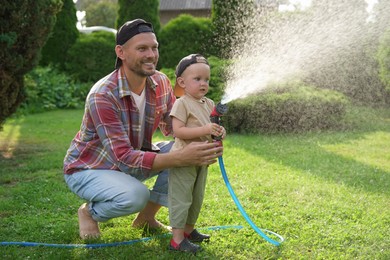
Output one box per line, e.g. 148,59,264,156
149,190,168,207
88,202,109,222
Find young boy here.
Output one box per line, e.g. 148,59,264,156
168,54,226,253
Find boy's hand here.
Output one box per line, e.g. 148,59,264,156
206,123,224,137
220,126,226,140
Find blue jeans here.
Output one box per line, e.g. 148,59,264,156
64,141,173,222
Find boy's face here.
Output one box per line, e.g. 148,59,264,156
177,63,210,100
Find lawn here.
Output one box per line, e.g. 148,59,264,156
0,106,389,259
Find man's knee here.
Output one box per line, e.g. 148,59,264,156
116,183,150,213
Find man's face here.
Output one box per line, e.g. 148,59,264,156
119,32,159,77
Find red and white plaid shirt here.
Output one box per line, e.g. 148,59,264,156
63,68,175,177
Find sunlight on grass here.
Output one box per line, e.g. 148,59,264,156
320,131,390,172
0,118,22,158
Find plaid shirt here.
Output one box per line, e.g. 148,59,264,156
63,68,175,177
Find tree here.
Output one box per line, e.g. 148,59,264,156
40,0,79,69
116,0,160,32
85,1,118,28
211,0,256,58
0,0,62,128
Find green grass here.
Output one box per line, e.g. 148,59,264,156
0,106,389,259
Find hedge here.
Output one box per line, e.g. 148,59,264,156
64,31,116,83
223,84,349,133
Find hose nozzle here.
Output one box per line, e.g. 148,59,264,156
210,102,228,140
210,102,228,124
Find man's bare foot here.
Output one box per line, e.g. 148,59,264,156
131,201,171,231
78,203,100,239
132,213,172,232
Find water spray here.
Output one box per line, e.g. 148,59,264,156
220,1,390,105
210,102,284,246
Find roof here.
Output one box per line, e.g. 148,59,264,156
160,0,212,11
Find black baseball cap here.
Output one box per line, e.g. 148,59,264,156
115,19,154,69
174,54,209,97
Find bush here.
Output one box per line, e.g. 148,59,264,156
64,31,116,83
158,14,214,69
223,84,349,134
20,66,90,114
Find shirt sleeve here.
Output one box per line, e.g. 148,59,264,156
170,98,188,124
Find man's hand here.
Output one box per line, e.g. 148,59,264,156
180,141,223,166
152,141,223,171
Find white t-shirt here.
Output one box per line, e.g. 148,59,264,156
131,89,146,145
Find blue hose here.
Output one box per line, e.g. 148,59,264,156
0,225,242,248
218,156,284,246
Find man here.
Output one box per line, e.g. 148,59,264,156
63,19,224,239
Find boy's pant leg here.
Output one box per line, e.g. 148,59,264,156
187,166,208,225
148,141,173,207
168,166,196,228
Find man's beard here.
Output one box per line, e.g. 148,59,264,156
131,60,157,77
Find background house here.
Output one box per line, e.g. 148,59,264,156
159,0,279,25
159,0,211,24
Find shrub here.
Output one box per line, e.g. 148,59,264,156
64,31,116,83
223,84,349,134
20,66,90,114
158,15,213,69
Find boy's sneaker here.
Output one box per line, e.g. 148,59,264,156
168,238,201,254
185,229,211,243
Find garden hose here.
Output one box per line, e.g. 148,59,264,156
0,225,242,248
218,156,284,246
